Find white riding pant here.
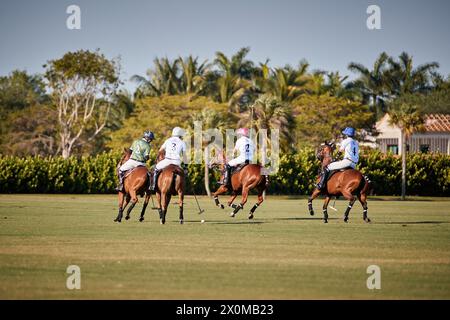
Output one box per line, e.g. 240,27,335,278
119,159,145,172
327,159,356,171
156,158,181,170
228,155,248,167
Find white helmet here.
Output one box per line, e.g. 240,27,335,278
172,127,185,137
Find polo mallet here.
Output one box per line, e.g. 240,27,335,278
192,187,205,215
150,193,158,210
329,197,338,212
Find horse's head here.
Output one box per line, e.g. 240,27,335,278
208,150,226,171
118,148,132,169
316,141,335,165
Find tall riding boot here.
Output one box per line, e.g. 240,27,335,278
150,169,161,191
223,165,232,187
316,167,330,191
116,171,125,192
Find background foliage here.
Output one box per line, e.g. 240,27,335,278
1,150,448,196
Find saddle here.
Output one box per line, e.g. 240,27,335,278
123,164,147,179
231,163,248,175
327,167,353,181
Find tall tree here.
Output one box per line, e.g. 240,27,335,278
44,49,120,159
178,55,210,96
388,103,425,200
213,47,255,109
190,108,229,196
387,52,439,96
132,57,181,98
348,52,390,119
238,94,295,152
268,61,311,102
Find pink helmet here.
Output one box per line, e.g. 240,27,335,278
236,127,249,137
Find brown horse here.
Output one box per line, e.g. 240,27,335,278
154,152,185,225
209,152,268,219
114,148,151,223
308,142,371,223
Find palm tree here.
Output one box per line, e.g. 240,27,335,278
269,61,311,102
238,94,295,152
388,103,425,200
214,48,256,109
387,52,439,96
190,108,228,196
348,52,390,119
178,55,210,96
131,57,181,98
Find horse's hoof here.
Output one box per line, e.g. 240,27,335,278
220,204,225,209
230,212,235,218
248,214,254,220
365,218,371,223
115,219,121,223
180,220,184,225
309,211,314,216
139,217,144,222
344,218,348,223
324,219,328,224
125,216,130,220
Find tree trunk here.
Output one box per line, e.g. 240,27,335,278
401,130,407,200
62,144,71,159
204,147,211,197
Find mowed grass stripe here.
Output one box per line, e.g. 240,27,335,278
0,194,449,299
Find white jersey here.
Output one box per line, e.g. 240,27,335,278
160,137,186,161
340,137,359,163
234,136,254,161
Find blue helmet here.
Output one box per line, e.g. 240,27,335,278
143,130,155,141
342,127,355,137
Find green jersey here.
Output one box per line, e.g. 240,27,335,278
130,139,151,162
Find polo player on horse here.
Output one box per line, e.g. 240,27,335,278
116,130,155,192
222,127,255,187
315,127,359,191
150,127,187,191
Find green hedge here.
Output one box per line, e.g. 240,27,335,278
0,150,449,196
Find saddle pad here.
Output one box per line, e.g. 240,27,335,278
123,165,147,179
231,163,248,175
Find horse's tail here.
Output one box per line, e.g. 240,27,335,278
357,174,372,195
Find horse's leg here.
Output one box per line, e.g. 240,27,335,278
163,193,171,224
122,194,131,212
139,193,150,222
178,178,184,224
228,192,238,208
308,189,321,216
213,185,228,209
160,192,170,225
114,192,125,222
358,193,371,223
322,196,331,224
178,190,184,225
248,185,265,220
126,189,138,220
156,192,163,223
230,185,249,218
342,191,356,223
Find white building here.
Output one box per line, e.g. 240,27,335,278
375,113,450,155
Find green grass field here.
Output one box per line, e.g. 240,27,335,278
0,194,449,299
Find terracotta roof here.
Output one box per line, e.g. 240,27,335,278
424,114,450,132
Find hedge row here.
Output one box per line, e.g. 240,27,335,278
0,150,449,196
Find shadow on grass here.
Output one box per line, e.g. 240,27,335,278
375,221,450,225
206,220,265,225
274,217,339,221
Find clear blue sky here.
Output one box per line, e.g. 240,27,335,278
1,0,449,91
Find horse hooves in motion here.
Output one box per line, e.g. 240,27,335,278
210,154,268,220
154,164,185,225
308,143,372,224
114,148,152,223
